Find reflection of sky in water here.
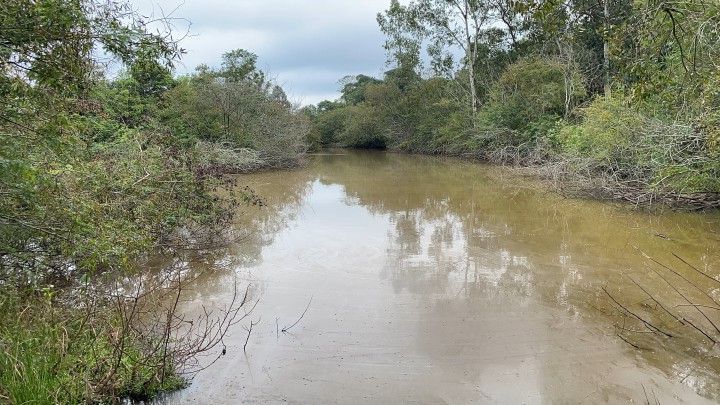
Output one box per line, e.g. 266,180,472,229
380,204,540,298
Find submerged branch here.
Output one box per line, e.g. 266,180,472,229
602,286,674,338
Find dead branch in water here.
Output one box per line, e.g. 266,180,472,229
675,304,720,311
498,144,720,211
629,276,685,325
682,317,717,342
649,266,720,338
617,333,648,350
596,249,720,371
672,253,720,287
602,287,674,338
90,267,255,395
243,318,260,352
282,297,313,333
636,247,720,308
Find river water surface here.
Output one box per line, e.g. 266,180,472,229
165,151,720,404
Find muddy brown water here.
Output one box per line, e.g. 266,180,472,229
162,150,720,404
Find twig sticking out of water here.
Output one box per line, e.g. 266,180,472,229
602,287,674,338
628,276,684,325
672,253,720,287
617,333,648,350
642,383,650,405
649,266,720,338
282,297,313,333
636,247,720,307
675,304,720,311
681,317,717,342
243,318,260,352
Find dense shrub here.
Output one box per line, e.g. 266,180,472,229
557,95,720,196
0,127,216,277
1,1,303,399
0,290,184,403
314,107,347,146
395,78,463,153
339,105,389,149
161,74,308,166
481,58,586,133
558,95,645,161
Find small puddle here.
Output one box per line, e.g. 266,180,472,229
159,151,720,404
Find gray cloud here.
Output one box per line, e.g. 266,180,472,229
133,0,392,104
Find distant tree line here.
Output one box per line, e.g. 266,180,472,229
305,0,720,208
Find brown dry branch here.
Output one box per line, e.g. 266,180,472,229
243,318,260,352
85,263,254,398
672,253,720,286
491,136,720,211
598,250,720,362
602,286,674,338
282,296,313,333
638,249,720,308
629,276,685,325
682,317,717,342
648,266,720,338
617,333,647,350
651,266,720,337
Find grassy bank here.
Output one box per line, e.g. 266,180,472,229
0,289,185,403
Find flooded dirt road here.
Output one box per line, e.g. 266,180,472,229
164,151,720,404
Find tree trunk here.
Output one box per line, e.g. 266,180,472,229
468,56,478,115
556,38,572,117
603,0,611,96
461,0,478,116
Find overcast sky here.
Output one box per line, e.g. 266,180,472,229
133,0,392,105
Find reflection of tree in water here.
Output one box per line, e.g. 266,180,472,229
393,212,422,254
317,151,720,301
146,169,315,301
234,169,315,254
383,211,451,295
383,207,536,299
317,150,720,400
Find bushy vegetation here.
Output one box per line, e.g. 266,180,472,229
309,0,720,209
481,58,585,133
161,51,308,168
556,96,720,206
0,0,307,402
0,289,183,403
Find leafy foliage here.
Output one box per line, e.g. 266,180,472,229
0,1,307,403
309,0,720,207
0,290,184,403
161,50,308,168
481,57,585,132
